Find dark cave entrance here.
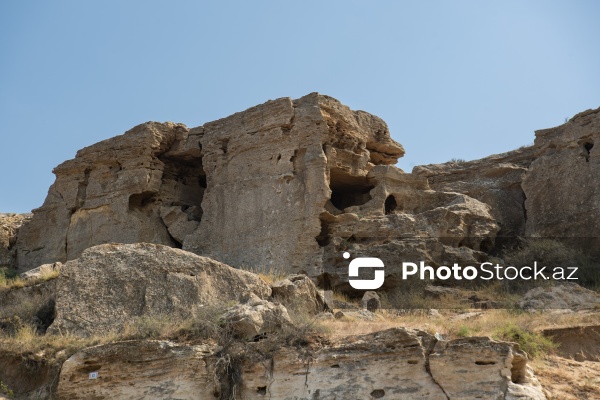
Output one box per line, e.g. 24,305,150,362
329,168,375,211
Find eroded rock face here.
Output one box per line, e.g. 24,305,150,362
414,146,535,246
48,243,271,336
16,122,204,271
0,213,30,269
271,274,327,315
523,107,600,255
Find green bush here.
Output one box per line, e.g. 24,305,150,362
494,323,556,359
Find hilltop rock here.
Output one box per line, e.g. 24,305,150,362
0,213,30,269
523,107,600,256
48,243,271,336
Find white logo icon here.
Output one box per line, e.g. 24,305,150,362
344,252,385,290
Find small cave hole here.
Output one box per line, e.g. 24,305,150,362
256,386,267,395
219,138,230,155
276,154,281,161
407,360,418,365
128,192,157,211
330,364,340,368
480,237,494,253
370,389,385,398
384,195,397,215
475,360,496,365
583,141,594,162
316,215,331,247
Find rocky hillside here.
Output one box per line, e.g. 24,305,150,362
1,94,599,399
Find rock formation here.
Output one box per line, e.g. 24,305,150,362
15,93,501,295
523,107,600,255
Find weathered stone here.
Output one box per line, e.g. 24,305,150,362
523,107,600,256
271,274,326,314
222,293,293,339
334,309,380,321
361,291,381,312
0,213,30,270
56,340,218,399
430,337,546,400
48,243,271,336
519,283,600,310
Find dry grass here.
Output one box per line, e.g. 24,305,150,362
248,266,288,285
0,267,59,291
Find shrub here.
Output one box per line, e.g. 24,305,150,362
503,238,600,290
494,323,556,359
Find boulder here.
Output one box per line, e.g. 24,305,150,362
19,261,62,281
519,283,600,310
222,293,293,339
360,291,381,312
48,243,271,336
271,274,326,314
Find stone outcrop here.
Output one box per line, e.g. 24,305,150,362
519,283,600,310
48,243,271,336
0,213,30,270
523,107,600,255
50,328,545,399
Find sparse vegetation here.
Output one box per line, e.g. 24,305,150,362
503,238,600,290
448,158,467,164
0,380,14,399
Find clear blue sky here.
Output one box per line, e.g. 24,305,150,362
2,1,599,213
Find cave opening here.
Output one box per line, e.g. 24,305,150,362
384,195,397,214
584,141,594,162
329,168,375,211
